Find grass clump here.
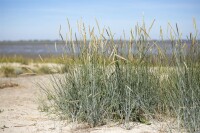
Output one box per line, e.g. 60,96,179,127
0,66,24,77
1,66,16,77
38,66,52,74
39,19,200,132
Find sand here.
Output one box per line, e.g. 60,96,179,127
0,74,177,133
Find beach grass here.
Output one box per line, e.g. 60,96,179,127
38,19,200,132
0,55,70,64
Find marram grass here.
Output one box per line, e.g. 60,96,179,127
38,19,200,132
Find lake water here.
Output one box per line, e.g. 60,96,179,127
0,41,194,58
0,41,66,57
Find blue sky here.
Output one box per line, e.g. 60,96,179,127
0,0,200,40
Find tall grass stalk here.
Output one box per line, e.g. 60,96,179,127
39,19,200,132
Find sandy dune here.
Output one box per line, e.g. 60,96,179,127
0,75,176,133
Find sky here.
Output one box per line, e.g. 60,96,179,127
0,0,200,40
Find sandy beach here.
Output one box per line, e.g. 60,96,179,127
0,73,180,133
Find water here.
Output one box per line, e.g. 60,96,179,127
0,40,194,58
0,41,66,57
